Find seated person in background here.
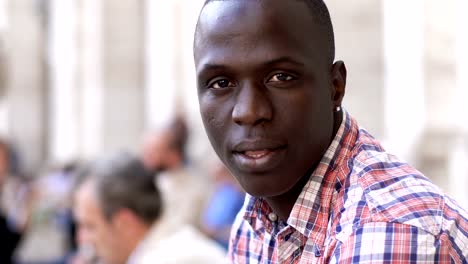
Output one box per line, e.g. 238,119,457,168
141,116,191,175
73,152,225,264
36,162,82,256
0,139,35,264
201,161,244,250
141,117,208,231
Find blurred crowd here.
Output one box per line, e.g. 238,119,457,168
0,116,245,264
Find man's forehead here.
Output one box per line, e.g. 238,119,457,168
196,1,316,51
75,180,108,223
76,179,98,206
197,0,311,32
195,1,330,72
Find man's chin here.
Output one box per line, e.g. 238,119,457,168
240,179,294,199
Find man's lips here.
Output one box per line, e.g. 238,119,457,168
231,139,287,172
236,147,286,159
243,150,274,159
232,139,286,153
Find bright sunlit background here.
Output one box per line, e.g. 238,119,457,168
0,0,467,261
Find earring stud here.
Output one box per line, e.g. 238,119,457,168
335,106,342,112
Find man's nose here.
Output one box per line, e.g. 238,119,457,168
232,82,273,126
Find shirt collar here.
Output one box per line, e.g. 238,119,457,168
243,109,358,243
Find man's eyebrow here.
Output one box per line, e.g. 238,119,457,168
262,57,305,68
198,57,304,74
198,63,229,73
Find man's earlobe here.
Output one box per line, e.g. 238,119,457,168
113,209,134,231
331,61,347,105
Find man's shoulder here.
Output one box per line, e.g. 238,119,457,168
339,133,467,238
358,168,444,235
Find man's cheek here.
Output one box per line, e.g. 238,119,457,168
203,110,227,135
77,226,91,244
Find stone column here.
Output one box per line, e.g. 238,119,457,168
144,0,178,129
49,0,144,161
404,0,467,206
413,0,457,191
100,0,144,154
424,0,457,132
5,0,47,174
49,0,104,163
326,0,385,139
449,0,468,207
76,0,103,159
455,0,468,132
0,0,6,33
48,0,80,163
382,0,425,163
0,0,7,133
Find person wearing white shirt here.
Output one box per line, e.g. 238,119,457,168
73,153,225,264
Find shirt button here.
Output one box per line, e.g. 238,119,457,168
268,212,278,222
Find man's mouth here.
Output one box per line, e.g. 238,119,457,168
231,141,287,172
236,147,285,159
244,150,271,159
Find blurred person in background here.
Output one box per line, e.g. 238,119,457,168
140,117,208,232
0,138,36,264
201,161,244,250
73,152,225,264
33,161,83,264
141,116,189,175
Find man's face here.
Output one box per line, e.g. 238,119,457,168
74,181,127,264
141,131,172,172
194,0,336,197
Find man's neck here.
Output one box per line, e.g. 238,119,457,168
264,171,312,221
126,222,153,263
264,110,344,221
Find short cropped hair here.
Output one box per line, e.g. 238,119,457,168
200,0,335,64
87,152,163,224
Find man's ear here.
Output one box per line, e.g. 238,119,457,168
330,61,347,108
112,208,138,234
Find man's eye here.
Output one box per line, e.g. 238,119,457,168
209,79,235,89
268,73,294,82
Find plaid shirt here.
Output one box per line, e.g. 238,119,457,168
228,111,468,263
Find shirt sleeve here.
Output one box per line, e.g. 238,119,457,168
330,222,464,264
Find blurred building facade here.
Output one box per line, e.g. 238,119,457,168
0,0,467,208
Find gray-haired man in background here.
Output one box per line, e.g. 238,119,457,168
73,153,225,264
